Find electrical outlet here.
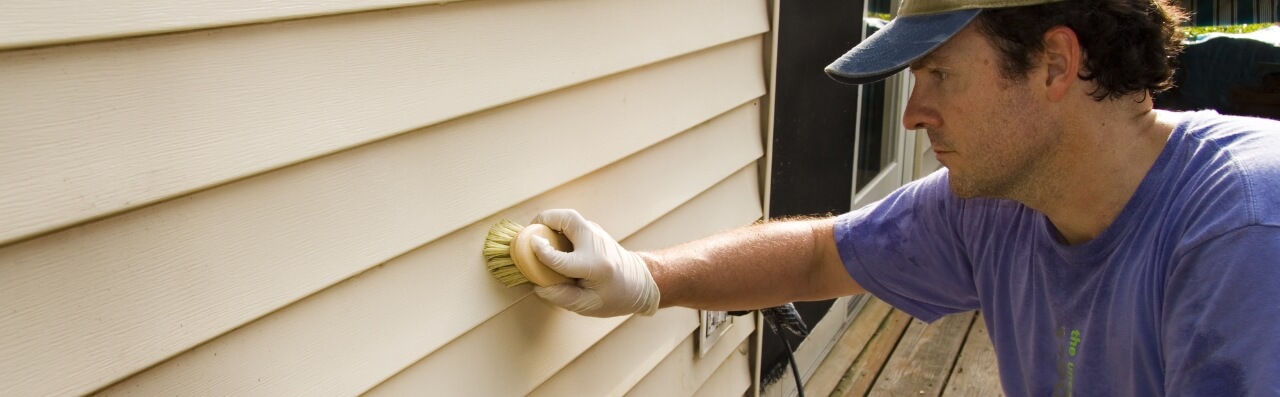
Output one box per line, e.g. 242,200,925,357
697,310,734,357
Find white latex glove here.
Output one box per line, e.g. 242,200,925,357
530,209,661,317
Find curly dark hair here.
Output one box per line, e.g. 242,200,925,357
973,0,1189,101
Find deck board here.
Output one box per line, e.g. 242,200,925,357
811,298,1000,397
806,299,894,396
870,312,975,396
941,313,1004,397
829,308,913,397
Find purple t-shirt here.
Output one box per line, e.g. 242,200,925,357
835,111,1280,396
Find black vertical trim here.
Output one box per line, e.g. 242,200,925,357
768,4,861,220
762,0,864,388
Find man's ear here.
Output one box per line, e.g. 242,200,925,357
1042,26,1082,102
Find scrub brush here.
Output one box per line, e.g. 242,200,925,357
483,219,574,287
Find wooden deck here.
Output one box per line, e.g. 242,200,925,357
805,298,1004,397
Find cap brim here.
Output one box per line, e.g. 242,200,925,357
825,9,980,85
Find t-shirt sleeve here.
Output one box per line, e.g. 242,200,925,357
1162,225,1280,396
834,170,980,323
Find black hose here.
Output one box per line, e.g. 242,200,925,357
761,303,809,397
776,327,806,397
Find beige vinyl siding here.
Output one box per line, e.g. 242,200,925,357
0,0,466,50
4,38,765,396
365,166,763,395
1,0,771,395
528,308,701,397
0,0,767,247
625,310,757,397
101,114,765,396
515,164,763,397
693,341,755,397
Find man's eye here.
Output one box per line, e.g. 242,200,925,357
931,70,949,80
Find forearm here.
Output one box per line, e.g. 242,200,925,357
641,218,864,311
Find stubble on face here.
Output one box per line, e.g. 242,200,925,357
909,25,1064,202
938,79,1061,201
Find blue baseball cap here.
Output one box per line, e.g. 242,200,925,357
825,0,1065,84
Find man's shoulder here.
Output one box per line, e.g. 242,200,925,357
1179,111,1280,170
1182,112,1280,216
1159,111,1280,249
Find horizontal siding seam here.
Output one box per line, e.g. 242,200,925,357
0,1,479,51
360,163,764,396
525,164,763,396
88,102,763,396
1,0,770,246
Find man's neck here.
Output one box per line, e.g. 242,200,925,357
1021,98,1176,245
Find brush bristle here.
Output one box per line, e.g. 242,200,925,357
484,219,531,287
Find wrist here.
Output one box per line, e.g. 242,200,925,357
636,251,673,309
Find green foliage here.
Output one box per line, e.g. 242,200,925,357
869,12,893,21
1183,23,1275,37
861,16,1275,38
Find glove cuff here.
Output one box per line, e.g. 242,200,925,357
632,252,662,316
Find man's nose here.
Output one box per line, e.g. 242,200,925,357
902,89,939,131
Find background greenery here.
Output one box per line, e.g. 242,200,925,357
1184,23,1276,37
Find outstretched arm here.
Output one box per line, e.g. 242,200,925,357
530,209,864,317
645,217,864,311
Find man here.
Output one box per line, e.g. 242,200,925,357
527,0,1280,395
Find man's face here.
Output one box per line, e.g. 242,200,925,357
904,24,1061,199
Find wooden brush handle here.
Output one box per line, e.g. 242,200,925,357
511,223,574,287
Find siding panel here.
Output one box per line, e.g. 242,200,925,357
99,156,763,396
364,165,764,396
693,341,754,397
528,165,764,396
625,313,757,397
0,0,768,246
528,310,700,397
364,297,631,396
0,1,461,50
1,39,765,397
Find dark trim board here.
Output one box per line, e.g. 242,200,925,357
765,0,864,387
